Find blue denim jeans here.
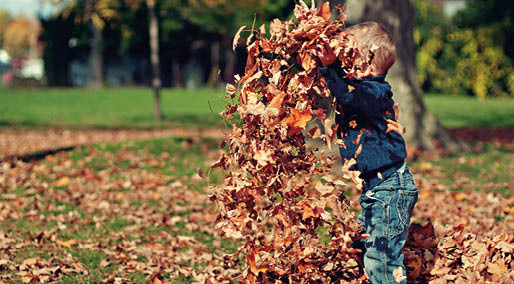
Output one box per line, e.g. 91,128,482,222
356,164,418,284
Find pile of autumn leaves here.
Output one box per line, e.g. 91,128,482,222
210,1,513,283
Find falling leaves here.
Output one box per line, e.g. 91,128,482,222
211,0,514,280
211,1,370,282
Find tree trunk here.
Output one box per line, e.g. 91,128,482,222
86,0,103,89
147,0,162,120
206,40,220,88
344,0,467,152
223,40,236,84
171,52,181,87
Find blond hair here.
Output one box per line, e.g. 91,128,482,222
345,22,396,74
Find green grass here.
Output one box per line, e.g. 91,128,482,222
0,87,512,129
410,144,514,196
424,94,514,128
0,87,227,128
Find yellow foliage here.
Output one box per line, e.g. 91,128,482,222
3,16,40,57
416,24,513,97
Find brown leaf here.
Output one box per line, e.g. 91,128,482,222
406,257,422,279
233,25,246,51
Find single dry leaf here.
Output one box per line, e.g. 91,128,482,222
282,108,312,129
392,266,406,283
22,257,40,266
385,118,405,134
54,176,70,187
56,239,78,248
316,2,331,21
233,25,246,51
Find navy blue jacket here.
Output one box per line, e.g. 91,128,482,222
319,65,407,190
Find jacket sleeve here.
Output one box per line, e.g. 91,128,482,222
319,66,394,116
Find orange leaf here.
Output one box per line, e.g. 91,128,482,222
301,204,315,220
317,2,331,21
300,202,322,220
488,259,508,276
354,144,362,158
300,51,316,72
282,108,312,129
54,176,70,187
56,239,78,248
22,257,40,266
385,118,405,134
267,90,286,110
248,249,268,275
348,85,355,92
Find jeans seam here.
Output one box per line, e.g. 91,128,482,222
383,203,390,282
397,190,408,229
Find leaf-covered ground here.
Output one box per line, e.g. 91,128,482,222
0,127,223,160
0,133,513,283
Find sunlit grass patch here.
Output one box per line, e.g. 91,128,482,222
410,143,514,196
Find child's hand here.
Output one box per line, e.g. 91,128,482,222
316,42,337,67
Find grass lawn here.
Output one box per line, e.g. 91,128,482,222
0,87,512,129
424,94,514,128
0,88,228,128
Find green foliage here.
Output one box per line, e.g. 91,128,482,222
415,0,514,98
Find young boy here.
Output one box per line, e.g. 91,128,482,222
317,22,418,284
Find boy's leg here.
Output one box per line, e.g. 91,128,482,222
357,168,418,284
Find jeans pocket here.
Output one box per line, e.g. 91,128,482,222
388,188,418,237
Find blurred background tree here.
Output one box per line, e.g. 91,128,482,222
30,0,514,101
415,0,514,98
3,16,40,58
0,10,13,49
